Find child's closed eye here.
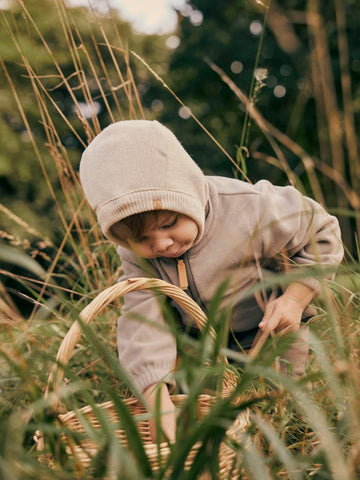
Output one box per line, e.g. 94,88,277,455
162,216,178,229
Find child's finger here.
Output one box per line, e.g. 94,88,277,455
259,314,280,333
258,302,275,329
259,304,281,332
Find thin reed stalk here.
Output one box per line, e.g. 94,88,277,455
1,1,359,479
237,0,270,179
130,50,251,183
334,0,360,237
307,1,353,249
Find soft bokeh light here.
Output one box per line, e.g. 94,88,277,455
273,85,286,98
189,9,203,26
249,19,262,35
151,99,164,112
68,0,186,34
230,61,243,74
166,35,181,49
178,106,191,119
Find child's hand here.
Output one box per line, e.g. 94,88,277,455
258,282,314,334
143,382,177,443
258,294,303,334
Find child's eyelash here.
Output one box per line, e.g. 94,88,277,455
163,217,177,228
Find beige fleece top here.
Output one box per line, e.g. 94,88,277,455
79,120,343,392
116,176,344,392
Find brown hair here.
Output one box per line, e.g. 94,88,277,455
112,210,175,241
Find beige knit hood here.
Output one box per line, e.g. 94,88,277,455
79,120,209,246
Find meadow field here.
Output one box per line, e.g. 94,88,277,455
1,1,359,478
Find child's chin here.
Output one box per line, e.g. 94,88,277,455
164,247,189,258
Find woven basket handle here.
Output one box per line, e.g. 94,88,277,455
46,277,223,398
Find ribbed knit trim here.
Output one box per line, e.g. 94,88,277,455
295,277,321,296
132,366,175,392
99,189,207,247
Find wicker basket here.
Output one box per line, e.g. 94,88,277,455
36,277,252,478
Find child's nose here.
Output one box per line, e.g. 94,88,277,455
152,236,173,253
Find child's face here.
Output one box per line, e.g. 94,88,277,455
112,212,199,259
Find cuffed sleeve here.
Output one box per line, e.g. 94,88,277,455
116,249,177,392
256,181,344,295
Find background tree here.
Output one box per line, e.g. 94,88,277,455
1,0,359,317
143,0,360,253
0,0,169,314
0,0,169,238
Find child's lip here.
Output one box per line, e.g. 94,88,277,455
165,247,186,258
166,252,182,258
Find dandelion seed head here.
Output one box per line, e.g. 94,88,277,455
255,68,268,82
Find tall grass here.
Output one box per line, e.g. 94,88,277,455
0,0,359,479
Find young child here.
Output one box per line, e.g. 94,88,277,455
79,120,343,441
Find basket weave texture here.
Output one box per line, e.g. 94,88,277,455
38,277,250,478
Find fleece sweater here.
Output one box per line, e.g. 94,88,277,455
116,176,343,391
79,120,343,393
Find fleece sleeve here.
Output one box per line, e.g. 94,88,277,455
116,249,177,393
255,180,344,295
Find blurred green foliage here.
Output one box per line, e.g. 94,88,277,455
146,0,360,252
153,0,360,178
0,0,359,318
1,0,359,251
0,3,360,477
0,0,168,239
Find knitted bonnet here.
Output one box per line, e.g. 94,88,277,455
79,120,209,247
